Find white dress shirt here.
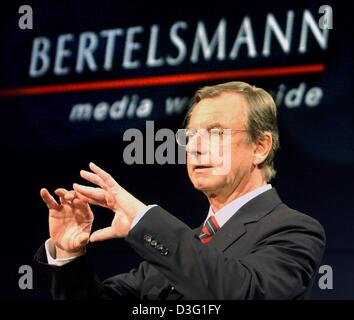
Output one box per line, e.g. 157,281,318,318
45,185,272,266
204,184,272,228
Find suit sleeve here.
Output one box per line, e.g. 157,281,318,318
125,205,326,299
34,244,146,299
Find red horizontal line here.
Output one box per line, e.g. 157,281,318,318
0,64,325,97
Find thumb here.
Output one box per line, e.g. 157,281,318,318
76,232,90,246
90,227,116,242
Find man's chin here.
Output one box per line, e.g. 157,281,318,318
191,177,221,192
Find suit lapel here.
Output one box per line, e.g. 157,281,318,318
171,189,283,299
205,188,283,252
208,214,246,251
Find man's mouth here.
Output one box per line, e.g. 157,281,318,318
193,165,213,172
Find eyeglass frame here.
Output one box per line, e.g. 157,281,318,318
175,127,248,147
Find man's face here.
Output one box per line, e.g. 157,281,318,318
186,92,256,195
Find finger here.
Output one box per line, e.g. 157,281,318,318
75,191,91,202
89,162,116,188
54,188,70,197
80,170,106,189
75,191,105,207
40,188,60,209
55,188,73,204
64,190,76,201
90,227,116,242
73,183,106,202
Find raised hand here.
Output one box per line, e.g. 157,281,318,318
40,188,94,258
73,162,147,241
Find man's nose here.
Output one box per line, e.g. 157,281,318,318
186,132,209,155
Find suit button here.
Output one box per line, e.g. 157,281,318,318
150,240,157,247
160,248,169,256
144,235,152,243
156,244,164,251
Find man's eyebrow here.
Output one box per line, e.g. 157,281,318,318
186,122,224,129
205,122,223,129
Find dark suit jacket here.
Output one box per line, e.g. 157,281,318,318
34,188,326,299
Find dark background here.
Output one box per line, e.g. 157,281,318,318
0,0,353,299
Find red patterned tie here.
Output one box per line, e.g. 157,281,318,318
198,215,220,243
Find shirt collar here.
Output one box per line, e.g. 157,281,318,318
205,184,272,228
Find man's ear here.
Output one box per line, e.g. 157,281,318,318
253,132,272,166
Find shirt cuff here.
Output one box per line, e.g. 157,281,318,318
130,204,158,230
44,239,85,266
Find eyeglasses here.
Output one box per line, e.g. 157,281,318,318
175,128,248,146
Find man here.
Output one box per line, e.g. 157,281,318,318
36,81,326,299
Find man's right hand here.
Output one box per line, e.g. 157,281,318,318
40,188,94,259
